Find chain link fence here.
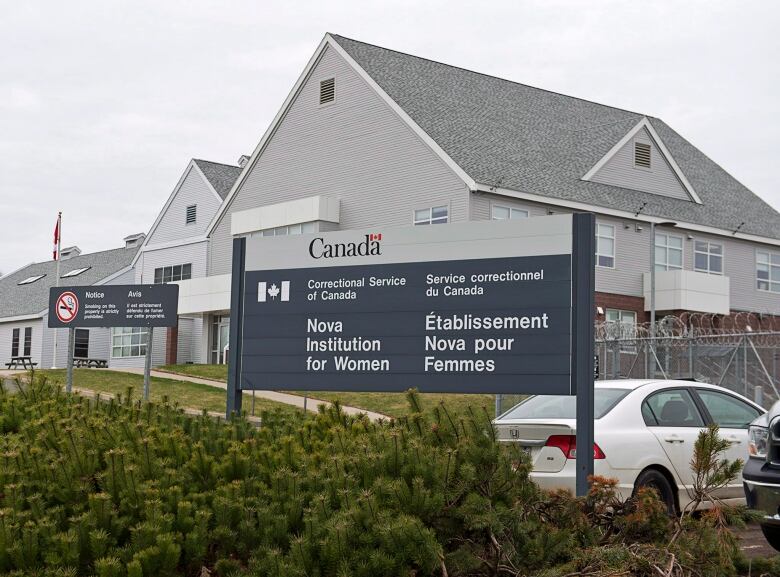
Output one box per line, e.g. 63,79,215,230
497,312,780,416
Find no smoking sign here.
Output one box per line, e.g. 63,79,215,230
55,291,79,323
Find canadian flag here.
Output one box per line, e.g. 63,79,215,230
53,213,61,260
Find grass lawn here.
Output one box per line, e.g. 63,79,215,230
34,369,299,418
158,364,228,381
158,364,497,418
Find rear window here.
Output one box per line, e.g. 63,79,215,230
498,389,630,421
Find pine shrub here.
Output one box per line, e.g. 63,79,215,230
0,378,753,576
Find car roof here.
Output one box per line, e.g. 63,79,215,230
595,379,730,391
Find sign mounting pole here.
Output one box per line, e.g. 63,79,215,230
143,327,154,400
226,237,246,418
66,327,75,393
573,213,596,496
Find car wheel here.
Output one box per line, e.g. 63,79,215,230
634,469,677,515
761,525,780,551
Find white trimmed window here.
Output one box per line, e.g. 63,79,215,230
605,309,637,353
154,264,191,284
492,205,529,220
756,250,780,293
261,222,317,236
596,223,615,268
414,206,448,225
694,241,723,275
654,233,683,271
111,327,148,358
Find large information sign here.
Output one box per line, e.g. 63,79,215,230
48,284,179,328
232,214,592,397
230,213,595,495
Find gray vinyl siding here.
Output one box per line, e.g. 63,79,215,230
133,241,208,284
720,238,780,314
208,44,468,275
39,318,111,368
0,318,43,367
470,193,649,296
147,166,221,246
590,128,691,201
176,316,204,364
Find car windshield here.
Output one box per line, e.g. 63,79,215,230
498,389,630,420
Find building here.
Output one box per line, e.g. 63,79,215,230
8,34,776,372
170,33,780,358
0,237,140,369
117,158,243,368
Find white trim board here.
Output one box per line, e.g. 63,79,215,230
581,117,702,204
0,312,46,323
139,236,208,253
474,183,780,248
205,33,476,239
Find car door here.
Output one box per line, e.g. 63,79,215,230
693,388,763,499
642,388,707,494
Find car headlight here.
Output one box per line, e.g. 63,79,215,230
749,425,769,459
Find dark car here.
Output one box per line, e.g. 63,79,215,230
744,400,780,550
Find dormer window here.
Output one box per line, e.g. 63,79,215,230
186,205,197,225
634,142,651,169
62,266,91,278
18,274,46,285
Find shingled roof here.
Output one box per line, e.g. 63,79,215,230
0,246,138,319
193,159,242,199
331,34,780,240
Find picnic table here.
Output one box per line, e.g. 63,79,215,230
4,357,38,370
73,358,108,368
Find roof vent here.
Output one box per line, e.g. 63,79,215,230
634,142,651,168
59,246,81,261
123,233,146,248
237,154,251,168
320,78,335,105
186,204,197,225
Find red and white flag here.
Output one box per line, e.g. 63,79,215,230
53,213,61,260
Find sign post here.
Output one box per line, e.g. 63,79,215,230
49,285,179,399
66,327,75,393
227,214,595,494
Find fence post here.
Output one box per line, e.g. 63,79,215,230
755,385,764,407
612,339,620,379
743,337,749,397
688,337,694,379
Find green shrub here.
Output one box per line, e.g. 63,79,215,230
0,377,751,576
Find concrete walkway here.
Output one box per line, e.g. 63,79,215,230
104,367,390,421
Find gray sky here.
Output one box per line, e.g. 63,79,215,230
1,1,778,274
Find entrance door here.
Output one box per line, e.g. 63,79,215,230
218,322,229,364
211,316,230,364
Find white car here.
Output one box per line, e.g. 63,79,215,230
493,379,765,513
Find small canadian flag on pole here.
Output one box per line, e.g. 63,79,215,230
53,212,61,260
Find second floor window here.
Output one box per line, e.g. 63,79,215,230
694,241,723,275
492,205,529,220
596,223,615,268
414,206,448,225
154,264,192,284
655,233,683,271
756,250,780,293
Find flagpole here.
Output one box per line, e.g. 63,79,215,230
52,212,62,369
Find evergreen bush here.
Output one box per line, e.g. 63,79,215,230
0,376,753,576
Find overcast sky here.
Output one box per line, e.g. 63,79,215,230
1,1,778,274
